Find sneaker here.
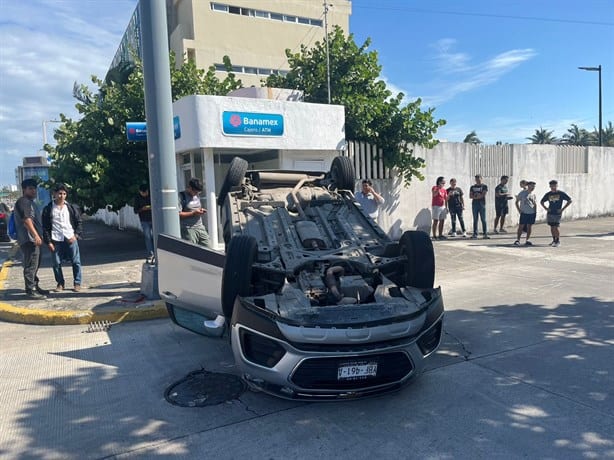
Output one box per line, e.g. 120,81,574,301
470,234,478,239
493,229,499,234
462,231,467,237
553,241,560,247
55,284,64,292
36,287,50,296
525,241,533,246
438,235,447,240
499,228,508,233
513,240,520,246
448,230,455,236
74,284,81,292
483,234,491,239
26,291,46,299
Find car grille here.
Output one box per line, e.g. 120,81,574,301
290,351,413,390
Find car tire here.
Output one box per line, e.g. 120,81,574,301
217,156,248,207
221,235,257,318
399,230,435,289
329,156,355,191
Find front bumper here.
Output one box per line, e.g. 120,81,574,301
230,293,444,401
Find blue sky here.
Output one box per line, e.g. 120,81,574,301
1,0,613,187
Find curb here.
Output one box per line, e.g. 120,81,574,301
0,246,168,326
0,299,168,326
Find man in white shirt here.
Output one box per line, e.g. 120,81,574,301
42,183,83,292
355,179,385,220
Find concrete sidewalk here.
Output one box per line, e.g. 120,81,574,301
0,220,167,325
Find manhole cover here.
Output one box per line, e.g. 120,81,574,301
165,370,246,407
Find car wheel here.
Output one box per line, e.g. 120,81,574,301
399,230,435,289
221,235,257,318
329,156,355,191
217,157,248,207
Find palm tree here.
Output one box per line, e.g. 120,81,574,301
463,131,482,144
527,127,558,144
591,121,614,146
562,124,590,145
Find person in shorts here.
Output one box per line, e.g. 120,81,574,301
431,176,448,239
494,175,511,233
514,181,537,246
540,180,572,247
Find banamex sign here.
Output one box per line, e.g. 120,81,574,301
222,111,284,137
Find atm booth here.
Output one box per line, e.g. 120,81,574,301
172,91,346,250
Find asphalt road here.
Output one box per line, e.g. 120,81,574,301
0,217,613,459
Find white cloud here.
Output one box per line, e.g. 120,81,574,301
0,0,137,186
420,39,537,107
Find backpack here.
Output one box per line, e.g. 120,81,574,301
8,211,17,240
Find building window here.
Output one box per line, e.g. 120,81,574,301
211,3,228,12
210,3,323,27
213,63,288,77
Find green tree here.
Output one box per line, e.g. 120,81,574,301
561,124,590,145
590,121,614,146
527,127,558,144
46,54,242,212
266,26,445,185
463,131,482,144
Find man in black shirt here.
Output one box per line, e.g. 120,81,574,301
469,174,490,239
134,183,155,263
540,180,572,247
14,178,49,299
446,178,467,236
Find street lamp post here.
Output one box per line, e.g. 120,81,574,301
578,65,602,147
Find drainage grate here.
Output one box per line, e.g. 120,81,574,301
165,369,246,407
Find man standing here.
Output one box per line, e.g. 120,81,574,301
469,174,489,239
14,178,49,299
355,179,385,220
494,175,511,233
134,183,155,263
540,180,572,247
514,181,537,246
446,178,467,237
179,178,209,247
42,183,83,292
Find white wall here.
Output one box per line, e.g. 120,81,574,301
374,143,614,236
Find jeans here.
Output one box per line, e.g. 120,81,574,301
21,242,42,292
141,221,154,257
472,201,488,235
450,208,466,233
51,239,82,287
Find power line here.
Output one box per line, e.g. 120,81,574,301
350,3,614,27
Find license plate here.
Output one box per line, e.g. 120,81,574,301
337,361,378,380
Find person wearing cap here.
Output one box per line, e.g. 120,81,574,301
469,174,490,239
134,183,155,263
13,178,50,299
540,180,572,247
179,177,209,247
514,181,537,246
42,183,83,292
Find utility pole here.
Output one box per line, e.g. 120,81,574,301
140,0,181,298
323,2,332,104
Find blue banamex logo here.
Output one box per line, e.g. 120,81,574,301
222,111,284,136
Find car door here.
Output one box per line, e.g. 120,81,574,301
157,233,226,336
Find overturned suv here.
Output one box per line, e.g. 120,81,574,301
158,156,443,400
